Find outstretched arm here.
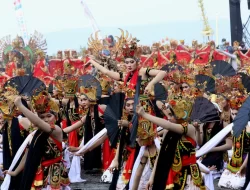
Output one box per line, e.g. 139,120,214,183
217,49,237,59
4,148,28,176
63,116,86,134
136,105,196,139
87,59,121,81
14,96,62,141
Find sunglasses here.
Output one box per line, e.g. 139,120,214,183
125,60,135,64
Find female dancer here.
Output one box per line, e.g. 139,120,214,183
136,95,205,190
5,91,70,189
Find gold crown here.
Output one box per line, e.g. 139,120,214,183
99,78,110,95
0,97,12,119
3,85,19,103
166,70,181,84
79,86,97,102
181,73,195,86
32,91,59,114
62,77,78,98
137,119,156,145
125,88,136,99
168,95,193,121
180,40,184,43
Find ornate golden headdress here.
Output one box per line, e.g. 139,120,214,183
137,122,157,146
32,91,59,114
125,88,136,100
180,72,195,87
166,70,182,84
230,96,246,110
99,76,111,95
36,49,45,58
62,77,78,98
168,95,193,121
79,86,97,103
180,40,185,44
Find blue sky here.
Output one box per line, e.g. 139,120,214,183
0,0,249,54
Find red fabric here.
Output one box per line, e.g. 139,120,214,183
48,60,63,77
71,60,84,69
177,45,185,51
19,123,24,131
98,106,105,115
61,119,67,129
157,51,168,67
124,69,139,90
122,147,136,183
194,51,209,65
213,51,227,61
140,56,154,68
176,51,192,65
33,59,51,86
166,137,197,187
102,138,111,170
107,149,116,168
68,120,79,147
0,76,7,88
5,62,16,77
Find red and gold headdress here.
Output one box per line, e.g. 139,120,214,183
62,77,78,98
79,86,97,103
99,78,110,95
125,88,136,100
32,91,59,114
137,121,157,146
168,95,193,122
230,96,246,110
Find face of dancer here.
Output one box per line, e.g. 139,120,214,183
232,88,240,97
113,82,121,93
181,83,190,94
125,99,134,115
124,58,137,72
78,95,90,109
39,112,56,124
37,55,41,61
166,108,177,123
231,109,238,120
207,122,215,134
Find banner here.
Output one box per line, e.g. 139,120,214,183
14,0,29,43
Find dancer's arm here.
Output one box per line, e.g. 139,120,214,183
131,155,148,190
14,96,62,140
86,59,121,81
217,49,237,59
4,149,28,176
63,116,86,134
136,105,196,139
209,137,232,152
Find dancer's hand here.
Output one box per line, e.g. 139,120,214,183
14,96,22,106
108,159,118,173
144,83,153,95
3,170,17,177
68,146,80,153
237,165,247,177
118,120,129,127
208,165,217,171
136,104,145,116
146,178,153,190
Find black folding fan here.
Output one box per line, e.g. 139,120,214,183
210,60,236,77
4,75,46,96
190,97,220,123
195,74,215,93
